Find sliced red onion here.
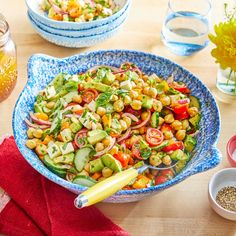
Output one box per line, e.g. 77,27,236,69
24,118,50,130
94,138,116,157
178,98,190,105
85,0,95,7
87,65,120,74
62,104,83,113
112,69,128,75
117,128,131,143
48,0,68,15
64,114,81,119
122,113,139,122
167,76,174,84
29,112,52,126
74,129,88,148
189,130,200,137
131,110,151,130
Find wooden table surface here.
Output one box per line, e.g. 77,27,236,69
1,0,236,235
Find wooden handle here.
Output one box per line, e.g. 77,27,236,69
74,168,138,208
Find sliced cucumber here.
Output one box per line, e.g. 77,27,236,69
73,175,97,187
74,147,93,172
151,111,159,128
189,95,201,109
189,113,201,129
42,106,51,114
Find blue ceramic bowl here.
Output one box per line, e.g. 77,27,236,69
13,50,221,203
28,12,127,48
27,1,130,38
25,0,130,30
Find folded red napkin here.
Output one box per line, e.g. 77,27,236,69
0,136,129,236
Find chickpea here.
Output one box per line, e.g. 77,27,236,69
170,95,180,106
96,3,103,11
139,127,146,134
120,120,128,131
25,139,37,149
35,144,47,156
149,155,162,166
33,129,43,139
102,167,113,178
93,113,101,121
109,146,119,155
188,107,199,117
152,99,163,112
97,106,106,116
85,13,94,21
141,111,149,121
123,116,132,127
164,113,174,123
182,119,189,130
113,100,124,112
148,87,158,98
95,142,105,152
131,100,142,110
160,96,171,106
112,80,119,87
136,83,143,89
72,94,82,104
163,131,173,140
175,130,186,141
130,135,139,146
143,87,150,95
111,94,118,102
46,101,55,109
171,120,182,130
129,90,139,99
142,75,149,81
27,128,35,139
84,163,90,172
159,117,165,126
113,113,121,120
102,136,111,147
162,155,172,166
124,95,132,105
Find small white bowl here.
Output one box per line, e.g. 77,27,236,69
208,168,236,221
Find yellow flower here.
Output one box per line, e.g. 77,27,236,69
209,20,236,72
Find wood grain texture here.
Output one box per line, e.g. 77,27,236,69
1,0,236,235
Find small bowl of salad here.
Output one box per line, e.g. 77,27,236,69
13,50,221,203
25,0,130,30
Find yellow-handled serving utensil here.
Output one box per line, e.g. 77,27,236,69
74,162,178,208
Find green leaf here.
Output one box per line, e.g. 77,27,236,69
96,92,113,107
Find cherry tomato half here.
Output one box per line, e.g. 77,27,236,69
174,111,189,120
146,128,164,146
82,89,98,103
160,169,174,179
155,175,168,185
162,141,184,152
113,152,129,168
132,142,142,160
173,104,188,114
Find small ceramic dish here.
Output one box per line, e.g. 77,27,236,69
28,12,127,48
25,0,130,30
227,135,236,167
208,168,236,221
27,1,130,38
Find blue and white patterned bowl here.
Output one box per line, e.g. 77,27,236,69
25,0,130,30
28,12,127,48
27,1,130,38
13,50,221,203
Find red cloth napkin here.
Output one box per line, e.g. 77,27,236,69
0,136,129,236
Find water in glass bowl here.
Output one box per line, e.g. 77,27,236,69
161,11,210,56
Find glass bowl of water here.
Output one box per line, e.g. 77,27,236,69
161,0,211,56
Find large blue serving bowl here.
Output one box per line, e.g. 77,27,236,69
13,50,221,203
27,2,130,38
28,11,127,48
25,0,130,30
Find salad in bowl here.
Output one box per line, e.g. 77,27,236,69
41,0,120,22
24,62,201,190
